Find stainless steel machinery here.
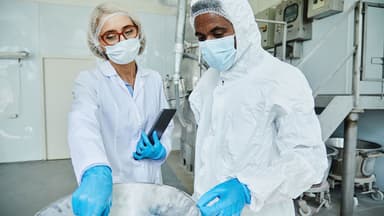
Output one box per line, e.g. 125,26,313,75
326,138,384,202
297,146,338,216
255,8,277,49
274,0,312,44
307,0,344,19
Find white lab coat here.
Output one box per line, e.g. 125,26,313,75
68,60,172,184
189,0,328,215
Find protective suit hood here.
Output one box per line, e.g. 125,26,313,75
191,0,264,79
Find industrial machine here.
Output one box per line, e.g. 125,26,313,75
307,0,344,19
275,41,303,59
327,138,384,202
255,8,276,49
297,146,338,216
274,0,312,44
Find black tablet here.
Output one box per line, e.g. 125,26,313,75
147,109,176,143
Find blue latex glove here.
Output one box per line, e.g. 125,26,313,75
72,165,112,216
133,131,166,160
197,178,251,216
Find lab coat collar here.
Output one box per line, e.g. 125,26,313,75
97,60,150,78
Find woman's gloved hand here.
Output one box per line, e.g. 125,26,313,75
197,178,251,216
72,165,112,216
133,131,166,160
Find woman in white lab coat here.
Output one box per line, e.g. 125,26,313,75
67,3,173,216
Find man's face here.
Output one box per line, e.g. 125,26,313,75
194,13,235,42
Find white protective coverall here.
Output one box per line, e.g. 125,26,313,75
189,0,328,215
68,60,172,184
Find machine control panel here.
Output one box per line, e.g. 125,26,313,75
307,0,344,19
274,0,312,44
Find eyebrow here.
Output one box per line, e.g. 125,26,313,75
195,26,227,36
102,24,136,34
209,26,227,33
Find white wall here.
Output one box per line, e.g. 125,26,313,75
249,0,282,14
0,1,45,162
0,0,177,162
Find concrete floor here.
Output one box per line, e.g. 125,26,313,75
298,185,384,216
1,151,384,216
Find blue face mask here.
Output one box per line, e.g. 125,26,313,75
199,35,237,72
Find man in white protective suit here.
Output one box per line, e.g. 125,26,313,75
188,0,328,215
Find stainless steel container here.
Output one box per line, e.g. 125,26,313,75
323,146,338,182
326,138,384,178
35,183,201,216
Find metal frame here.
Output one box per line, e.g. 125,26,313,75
0,51,29,59
361,2,384,82
256,19,287,61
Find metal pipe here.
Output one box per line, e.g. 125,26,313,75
0,51,29,59
380,43,384,99
255,19,287,61
353,0,363,108
174,0,187,99
341,2,363,215
173,0,187,127
255,18,286,25
341,111,359,216
282,22,287,61
183,53,209,69
184,41,199,49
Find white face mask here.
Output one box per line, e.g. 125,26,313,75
105,38,140,64
199,35,237,72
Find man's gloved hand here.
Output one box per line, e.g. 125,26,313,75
133,131,166,160
197,178,251,216
72,165,112,216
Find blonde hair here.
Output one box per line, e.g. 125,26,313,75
87,2,146,59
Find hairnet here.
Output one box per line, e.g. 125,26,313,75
87,3,146,60
190,0,231,25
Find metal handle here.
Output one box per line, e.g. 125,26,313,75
360,151,384,158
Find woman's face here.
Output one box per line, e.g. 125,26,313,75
194,13,234,42
99,15,138,47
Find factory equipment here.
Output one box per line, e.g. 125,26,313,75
326,138,384,202
255,8,276,49
361,2,384,98
168,0,202,174
35,183,201,216
297,146,338,216
163,74,187,107
179,95,196,172
274,0,312,44
275,41,303,59
307,0,344,19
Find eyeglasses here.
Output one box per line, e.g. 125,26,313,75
100,25,138,46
